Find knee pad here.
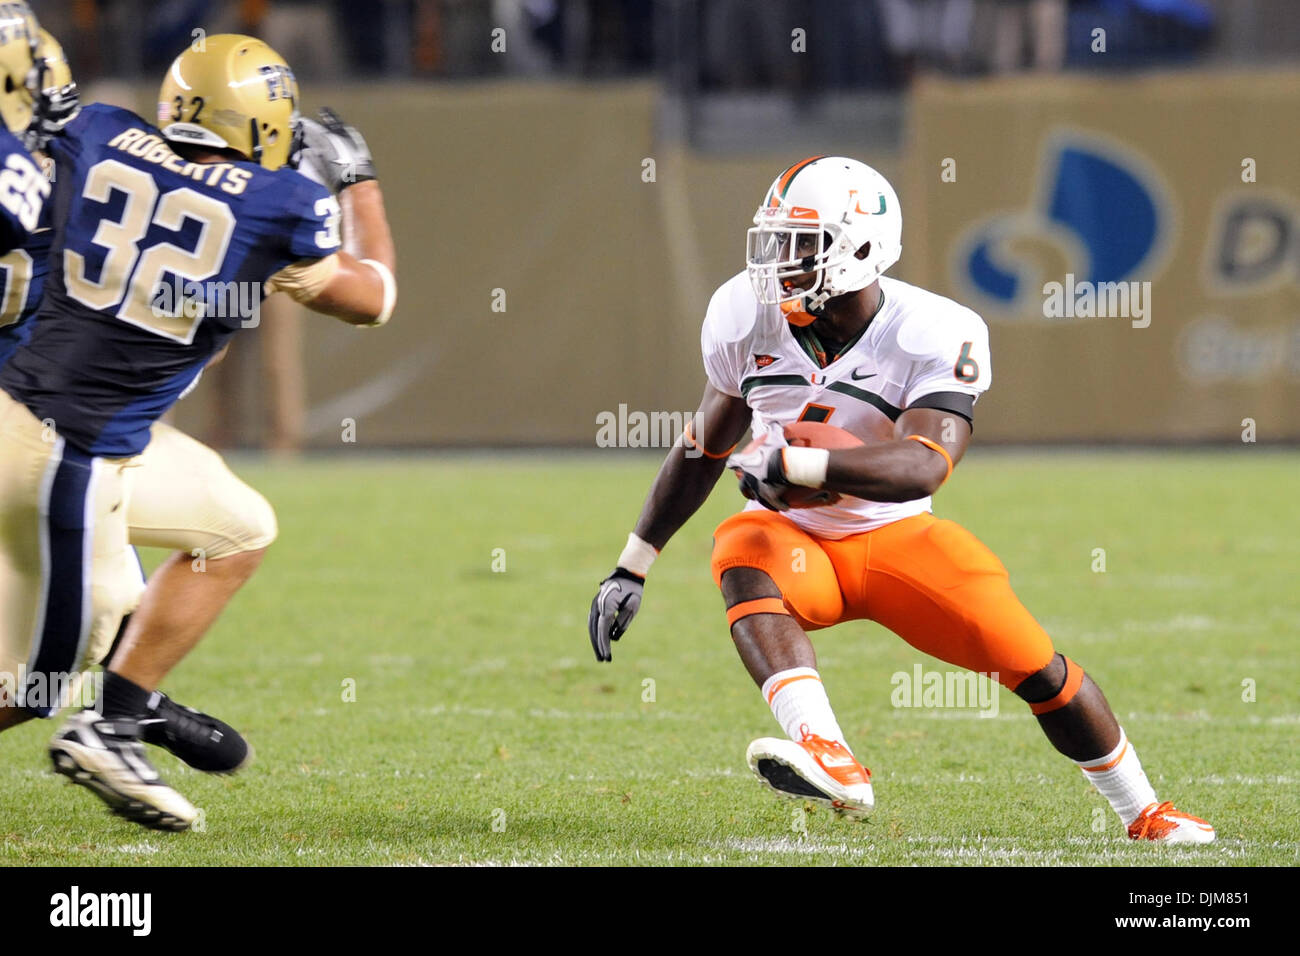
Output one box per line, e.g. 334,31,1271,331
711,512,844,627
130,425,279,560
711,516,788,586
207,484,278,559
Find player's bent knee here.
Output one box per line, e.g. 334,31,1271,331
203,487,278,560
719,565,780,601
710,515,792,586
238,488,278,550
710,512,843,625
1015,654,1085,714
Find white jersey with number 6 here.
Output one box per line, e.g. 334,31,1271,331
702,272,992,539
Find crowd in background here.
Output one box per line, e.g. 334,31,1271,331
32,0,1300,89
22,0,1292,455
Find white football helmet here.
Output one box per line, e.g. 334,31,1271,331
746,156,902,324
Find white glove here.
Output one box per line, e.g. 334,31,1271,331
292,107,376,194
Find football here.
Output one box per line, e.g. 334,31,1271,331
738,420,864,509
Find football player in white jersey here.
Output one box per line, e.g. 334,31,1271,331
589,156,1213,843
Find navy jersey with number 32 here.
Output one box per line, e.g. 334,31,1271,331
0,103,341,456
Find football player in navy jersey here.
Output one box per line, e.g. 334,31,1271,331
0,28,282,813
0,33,397,830
0,4,49,278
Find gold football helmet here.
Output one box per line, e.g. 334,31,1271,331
33,29,73,91
0,2,42,135
158,34,300,170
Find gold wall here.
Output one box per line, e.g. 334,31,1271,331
114,73,1295,446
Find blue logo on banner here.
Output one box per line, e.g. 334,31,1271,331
958,133,1166,313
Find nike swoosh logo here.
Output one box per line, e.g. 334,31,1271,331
818,754,856,768
850,369,876,381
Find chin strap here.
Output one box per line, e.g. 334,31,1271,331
248,119,263,165
804,289,832,312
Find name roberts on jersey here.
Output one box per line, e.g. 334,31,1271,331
104,127,253,194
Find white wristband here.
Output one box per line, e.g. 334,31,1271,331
617,533,659,577
359,258,397,327
782,446,830,488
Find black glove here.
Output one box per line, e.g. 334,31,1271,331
588,568,645,662
292,107,376,193
24,81,80,153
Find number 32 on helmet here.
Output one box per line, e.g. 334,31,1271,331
158,34,300,170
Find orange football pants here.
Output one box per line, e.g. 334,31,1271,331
711,510,1056,690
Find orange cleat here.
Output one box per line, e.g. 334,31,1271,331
746,726,874,819
1127,801,1215,844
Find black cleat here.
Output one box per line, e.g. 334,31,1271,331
141,692,252,774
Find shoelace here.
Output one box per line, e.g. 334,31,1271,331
1131,801,1177,839
799,724,847,757
151,698,220,744
798,725,869,779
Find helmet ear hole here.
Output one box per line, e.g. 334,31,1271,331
3,76,12,94
854,241,872,261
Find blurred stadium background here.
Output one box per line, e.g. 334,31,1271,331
35,0,1300,448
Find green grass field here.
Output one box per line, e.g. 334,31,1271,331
3,450,1297,866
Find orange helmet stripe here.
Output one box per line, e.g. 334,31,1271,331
769,155,826,206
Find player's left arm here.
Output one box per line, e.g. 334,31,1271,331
271,109,397,327
817,407,971,502
782,312,988,502
304,181,395,324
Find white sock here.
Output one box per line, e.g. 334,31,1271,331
1076,728,1158,826
761,667,850,752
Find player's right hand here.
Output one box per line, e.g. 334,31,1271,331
24,80,80,153
727,430,791,512
292,107,377,193
588,568,645,662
